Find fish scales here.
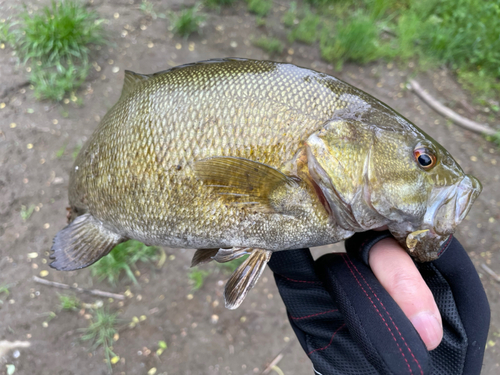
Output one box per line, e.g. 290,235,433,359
51,58,481,309
70,60,365,248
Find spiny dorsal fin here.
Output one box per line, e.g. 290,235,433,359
120,70,153,100
193,157,299,213
50,213,125,271
224,248,272,309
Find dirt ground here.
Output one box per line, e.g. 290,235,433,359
1,0,499,374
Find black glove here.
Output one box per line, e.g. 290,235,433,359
268,232,490,375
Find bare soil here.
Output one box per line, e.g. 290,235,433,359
1,1,499,374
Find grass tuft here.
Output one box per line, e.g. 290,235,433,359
90,240,160,286
8,0,105,101
205,0,239,9
188,267,212,291
282,2,298,28
170,5,205,38
252,36,284,55
58,294,80,310
81,307,119,366
288,6,321,45
247,0,272,17
320,12,380,70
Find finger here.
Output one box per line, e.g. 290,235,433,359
369,238,443,350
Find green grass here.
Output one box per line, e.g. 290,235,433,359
17,1,104,67
7,0,105,101
90,240,160,286
72,143,83,160
288,6,321,44
140,0,157,19
282,2,297,28
170,5,205,38
188,267,212,291
81,307,119,367
20,204,36,221
59,294,80,310
253,36,284,55
320,11,380,70
248,0,272,17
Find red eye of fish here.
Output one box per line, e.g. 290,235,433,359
414,148,436,170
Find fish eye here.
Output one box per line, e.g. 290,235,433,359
414,148,436,170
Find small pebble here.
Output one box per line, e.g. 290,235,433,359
187,294,193,300
114,13,119,19
39,270,49,277
13,350,20,359
10,122,16,128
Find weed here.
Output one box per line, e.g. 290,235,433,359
58,294,80,310
90,240,160,286
170,5,205,38
81,307,119,366
55,144,66,158
282,2,298,28
255,16,266,27
320,12,380,70
140,0,157,19
0,284,12,305
20,204,36,221
9,0,105,101
288,7,321,44
188,267,212,291
0,17,17,47
0,284,11,297
248,0,272,17
17,1,105,66
253,36,283,55
30,63,88,101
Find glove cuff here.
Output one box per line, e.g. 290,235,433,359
345,230,392,266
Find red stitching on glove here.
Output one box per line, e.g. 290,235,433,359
307,324,346,356
345,256,424,375
275,274,323,285
342,254,414,375
290,309,338,320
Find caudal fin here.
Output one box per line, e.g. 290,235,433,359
50,213,125,271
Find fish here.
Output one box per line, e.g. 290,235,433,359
49,58,482,309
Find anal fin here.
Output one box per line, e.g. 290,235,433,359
224,248,272,310
50,213,125,271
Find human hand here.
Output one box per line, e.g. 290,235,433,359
268,231,490,374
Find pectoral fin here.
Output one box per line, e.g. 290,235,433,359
193,157,299,213
224,248,272,309
50,213,125,271
191,248,219,267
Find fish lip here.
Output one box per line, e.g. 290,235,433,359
423,174,482,236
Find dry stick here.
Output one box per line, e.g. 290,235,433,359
481,263,500,283
261,343,292,375
407,79,497,136
33,276,125,300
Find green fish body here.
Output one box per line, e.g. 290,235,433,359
50,59,481,308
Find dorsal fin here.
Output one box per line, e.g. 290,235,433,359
119,70,153,100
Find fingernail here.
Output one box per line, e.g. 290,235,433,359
410,312,443,350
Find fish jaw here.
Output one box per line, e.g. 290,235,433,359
389,174,482,262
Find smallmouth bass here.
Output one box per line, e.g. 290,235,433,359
50,58,481,309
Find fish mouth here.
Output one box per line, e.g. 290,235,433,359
423,174,482,236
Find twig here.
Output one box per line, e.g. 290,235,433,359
407,79,497,136
261,343,291,375
481,263,500,283
33,276,125,300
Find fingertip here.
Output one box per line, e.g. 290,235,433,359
410,312,443,351
369,238,443,351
